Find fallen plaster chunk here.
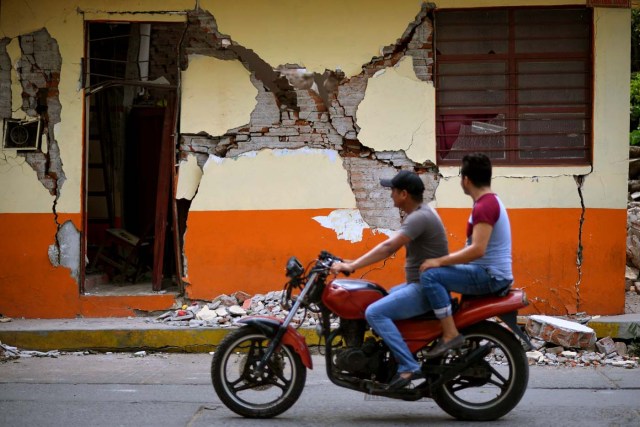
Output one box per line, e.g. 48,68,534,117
313,209,393,242
525,315,596,349
176,154,203,200
48,220,81,282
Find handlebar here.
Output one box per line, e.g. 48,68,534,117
318,251,350,277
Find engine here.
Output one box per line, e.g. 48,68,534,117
334,337,384,378
333,319,385,378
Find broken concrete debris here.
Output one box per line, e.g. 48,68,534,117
1,342,60,361
526,314,597,349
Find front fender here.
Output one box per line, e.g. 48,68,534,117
236,316,313,369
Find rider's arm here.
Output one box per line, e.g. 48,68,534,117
332,232,410,274
420,222,492,271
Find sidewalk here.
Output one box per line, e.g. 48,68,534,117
1,314,639,353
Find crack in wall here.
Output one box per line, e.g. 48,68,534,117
179,3,437,233
574,174,587,311
1,28,75,278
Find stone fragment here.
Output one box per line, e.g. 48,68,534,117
526,315,597,349
134,351,146,357
196,305,217,322
546,346,565,355
526,350,543,363
215,307,228,317
232,291,251,304
595,336,617,355
615,341,628,357
228,305,247,316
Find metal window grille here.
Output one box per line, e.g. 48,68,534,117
434,7,593,165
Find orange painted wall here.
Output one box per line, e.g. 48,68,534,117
437,208,627,315
184,209,407,300
0,213,81,318
0,207,626,318
185,207,626,315
0,213,177,318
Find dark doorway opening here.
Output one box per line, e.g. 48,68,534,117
83,21,184,295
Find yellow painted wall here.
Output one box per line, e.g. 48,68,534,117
357,57,435,164
181,55,258,137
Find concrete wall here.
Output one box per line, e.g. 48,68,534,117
0,0,630,318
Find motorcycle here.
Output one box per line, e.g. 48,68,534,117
211,251,531,420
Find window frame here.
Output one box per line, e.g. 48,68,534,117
433,6,594,166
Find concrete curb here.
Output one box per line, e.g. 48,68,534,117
0,319,323,353
1,314,639,353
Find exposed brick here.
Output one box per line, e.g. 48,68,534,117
526,315,597,349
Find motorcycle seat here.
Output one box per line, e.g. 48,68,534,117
406,285,512,321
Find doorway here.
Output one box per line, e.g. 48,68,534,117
83,22,184,294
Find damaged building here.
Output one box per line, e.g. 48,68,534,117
0,0,631,318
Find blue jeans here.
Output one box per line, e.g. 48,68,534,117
420,264,512,319
365,283,430,373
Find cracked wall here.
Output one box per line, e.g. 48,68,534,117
0,0,631,317
178,3,438,235
0,27,79,279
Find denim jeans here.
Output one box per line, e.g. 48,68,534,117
365,282,430,374
420,264,512,319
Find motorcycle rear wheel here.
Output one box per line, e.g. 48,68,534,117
211,326,307,418
432,320,529,421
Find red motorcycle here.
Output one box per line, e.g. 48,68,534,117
211,251,531,420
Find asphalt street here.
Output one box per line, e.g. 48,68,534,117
1,353,639,426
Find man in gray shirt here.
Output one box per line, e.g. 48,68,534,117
330,170,448,390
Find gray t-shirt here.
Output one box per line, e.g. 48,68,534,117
399,204,449,284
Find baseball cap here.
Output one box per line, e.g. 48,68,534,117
380,170,425,196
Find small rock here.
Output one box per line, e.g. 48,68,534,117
228,305,247,316
595,336,617,355
546,346,565,355
561,351,578,358
615,341,628,357
134,351,146,357
215,307,228,317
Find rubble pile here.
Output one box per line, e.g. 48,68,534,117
151,290,322,328
524,315,638,369
0,342,60,362
525,338,638,369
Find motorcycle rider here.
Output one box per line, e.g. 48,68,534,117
330,170,448,390
419,153,513,358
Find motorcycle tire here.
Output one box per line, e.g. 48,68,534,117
211,326,307,418
432,320,529,421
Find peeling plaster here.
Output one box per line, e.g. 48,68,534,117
356,57,434,163
176,154,203,200
313,209,393,243
48,220,80,282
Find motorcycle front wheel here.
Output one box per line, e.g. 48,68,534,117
432,320,529,421
211,326,307,418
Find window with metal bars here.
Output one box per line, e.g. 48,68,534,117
434,7,593,165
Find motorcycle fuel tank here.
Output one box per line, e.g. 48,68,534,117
322,279,388,319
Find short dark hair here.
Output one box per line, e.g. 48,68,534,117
460,153,492,187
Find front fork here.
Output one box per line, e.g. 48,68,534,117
236,317,313,370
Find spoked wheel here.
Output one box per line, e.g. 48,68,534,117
432,320,529,421
211,326,306,418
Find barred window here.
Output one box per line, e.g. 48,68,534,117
434,8,592,165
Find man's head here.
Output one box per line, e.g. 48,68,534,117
460,153,492,191
380,170,425,204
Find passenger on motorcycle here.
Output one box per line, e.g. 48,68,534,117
330,170,449,390
419,153,514,358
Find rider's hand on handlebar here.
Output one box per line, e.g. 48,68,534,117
330,261,355,276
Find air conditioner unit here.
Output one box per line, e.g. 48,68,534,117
2,118,42,151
